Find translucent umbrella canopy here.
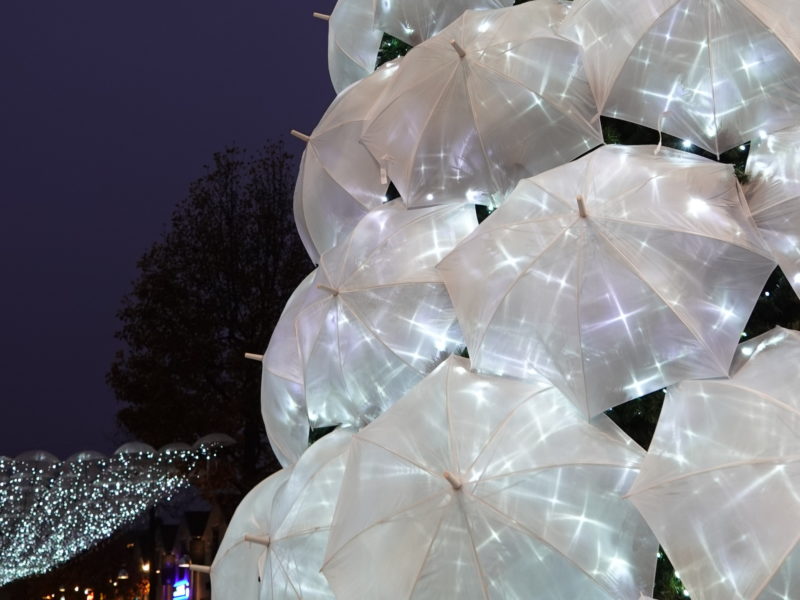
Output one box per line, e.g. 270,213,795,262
361,0,603,208
627,327,800,600
437,144,776,417
260,272,314,469
559,0,800,155
210,469,290,600
322,355,658,599
296,200,476,428
327,0,384,94
373,0,514,46
260,428,352,599
293,59,399,263
745,126,800,298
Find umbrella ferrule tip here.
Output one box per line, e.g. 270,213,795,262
450,39,467,59
576,195,587,218
443,471,462,490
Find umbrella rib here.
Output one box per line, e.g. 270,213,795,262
320,490,450,571
471,220,579,365
470,60,602,140
402,66,461,192
475,460,639,484
467,492,615,596
625,454,800,497
268,546,304,600
356,435,441,477
576,225,590,417
460,496,492,600
338,296,422,373
307,140,379,210
705,379,800,419
705,1,721,157
463,63,504,195
593,212,772,258
750,528,800,600
445,359,459,472
464,387,554,478
590,225,730,374
406,506,450,600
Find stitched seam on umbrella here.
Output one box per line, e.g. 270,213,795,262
402,66,461,195
445,359,458,472
338,295,422,373
463,60,505,196
704,379,800,419
320,490,449,571
354,435,440,476
733,0,800,66
592,0,683,115
268,545,303,599
470,59,603,140
625,455,800,497
576,225,590,417
307,138,375,210
705,0,721,157
406,505,450,600
475,461,640,485
466,492,617,597
593,214,773,258
590,225,731,374
750,529,800,599
464,387,554,480
459,495,492,600
471,218,580,366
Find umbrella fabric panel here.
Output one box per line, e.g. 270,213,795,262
328,0,384,94
211,469,290,600
745,126,800,298
438,145,776,416
261,272,315,468
323,356,656,599
561,0,800,154
362,0,602,208
294,61,399,263
373,0,515,46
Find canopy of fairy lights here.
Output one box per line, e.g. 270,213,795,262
0,437,228,585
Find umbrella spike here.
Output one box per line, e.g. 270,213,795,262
245,534,271,547
576,195,587,218
188,564,211,574
290,130,311,143
449,39,467,59
244,352,263,362
443,471,462,490
312,12,330,21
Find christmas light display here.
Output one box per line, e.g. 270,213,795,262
0,439,225,585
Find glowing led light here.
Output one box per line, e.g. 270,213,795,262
681,140,692,149
739,145,746,151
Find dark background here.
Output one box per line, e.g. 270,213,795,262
0,1,335,458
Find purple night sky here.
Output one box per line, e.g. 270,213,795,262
0,2,335,459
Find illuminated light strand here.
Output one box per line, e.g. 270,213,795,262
0,443,225,585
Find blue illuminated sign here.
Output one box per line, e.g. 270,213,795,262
173,578,190,600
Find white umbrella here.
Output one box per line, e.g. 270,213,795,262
292,59,400,264
260,428,352,599
210,469,290,600
560,0,800,155
297,200,476,428
745,125,800,298
259,272,314,469
373,0,514,46
627,327,800,600
322,355,658,599
437,144,776,417
362,0,603,208
321,0,384,94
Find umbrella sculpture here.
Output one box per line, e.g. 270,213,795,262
361,0,603,208
627,327,800,600
319,0,384,94
295,199,475,429
372,0,514,46
437,144,776,417
292,59,400,264
322,355,658,599
745,125,800,298
209,468,291,600
258,272,315,469
559,0,800,155
260,428,352,599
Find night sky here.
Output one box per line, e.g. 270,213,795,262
0,2,335,459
